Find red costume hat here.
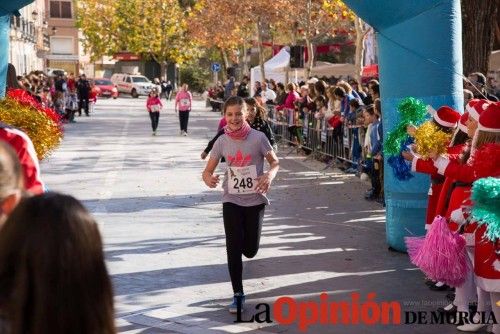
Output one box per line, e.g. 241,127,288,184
466,99,490,122
428,105,461,128
478,102,500,133
458,112,469,133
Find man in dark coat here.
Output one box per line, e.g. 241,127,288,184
76,74,91,116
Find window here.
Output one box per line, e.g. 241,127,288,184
95,80,113,85
132,76,149,83
51,37,73,54
50,1,72,18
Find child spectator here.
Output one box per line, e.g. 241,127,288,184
0,193,116,334
64,88,78,123
363,106,382,200
53,91,65,117
345,99,363,173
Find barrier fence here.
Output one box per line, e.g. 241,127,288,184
266,105,359,166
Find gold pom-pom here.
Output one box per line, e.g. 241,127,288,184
414,121,452,159
0,98,62,160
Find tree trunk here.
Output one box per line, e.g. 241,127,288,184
354,18,366,83
160,62,167,81
242,43,249,77
220,48,229,82
305,37,314,78
462,0,499,75
304,0,313,78
257,19,266,82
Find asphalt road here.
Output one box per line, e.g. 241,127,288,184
40,97,477,334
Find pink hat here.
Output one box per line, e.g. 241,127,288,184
466,99,490,121
478,102,500,133
430,106,461,128
458,112,469,133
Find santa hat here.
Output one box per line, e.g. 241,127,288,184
428,105,461,128
478,102,500,133
466,99,490,121
458,112,469,133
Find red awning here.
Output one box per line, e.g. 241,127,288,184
362,64,379,77
113,52,141,61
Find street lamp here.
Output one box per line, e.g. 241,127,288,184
51,26,57,35
32,10,38,21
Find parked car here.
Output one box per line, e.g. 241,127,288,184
91,78,118,99
110,73,156,98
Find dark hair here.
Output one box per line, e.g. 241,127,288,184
469,72,486,86
6,64,23,90
244,97,267,120
277,82,285,90
0,193,116,334
223,96,246,114
371,83,380,96
0,142,23,198
432,119,455,134
374,98,381,116
314,80,328,96
315,95,327,106
333,86,346,98
349,99,360,109
363,105,376,116
450,129,469,147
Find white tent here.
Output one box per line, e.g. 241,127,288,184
250,47,356,93
250,48,290,94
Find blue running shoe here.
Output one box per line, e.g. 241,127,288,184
228,292,245,314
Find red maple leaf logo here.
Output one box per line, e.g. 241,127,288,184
227,150,252,167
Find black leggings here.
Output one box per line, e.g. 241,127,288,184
223,202,266,294
178,111,190,132
149,111,160,131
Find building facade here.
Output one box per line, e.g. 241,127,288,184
9,0,49,74
45,0,88,75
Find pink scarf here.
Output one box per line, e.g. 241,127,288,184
224,121,251,140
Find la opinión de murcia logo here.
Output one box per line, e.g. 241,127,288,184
234,292,498,332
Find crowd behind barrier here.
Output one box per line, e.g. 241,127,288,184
266,104,356,165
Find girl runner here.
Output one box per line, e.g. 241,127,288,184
202,96,279,313
146,89,163,136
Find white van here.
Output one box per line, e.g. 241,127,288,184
110,73,156,98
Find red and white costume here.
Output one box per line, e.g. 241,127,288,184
0,123,44,194
411,106,461,228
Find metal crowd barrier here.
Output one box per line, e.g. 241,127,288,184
266,105,356,166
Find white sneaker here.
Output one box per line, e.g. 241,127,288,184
457,323,486,332
457,314,486,332
182,131,188,136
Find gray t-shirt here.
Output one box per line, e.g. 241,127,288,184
211,129,273,206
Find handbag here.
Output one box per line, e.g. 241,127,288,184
150,104,161,112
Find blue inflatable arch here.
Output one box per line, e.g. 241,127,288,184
342,0,464,251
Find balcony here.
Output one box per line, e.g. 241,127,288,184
9,15,38,44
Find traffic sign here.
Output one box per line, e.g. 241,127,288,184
211,63,221,73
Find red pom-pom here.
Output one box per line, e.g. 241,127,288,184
472,143,500,178
7,88,42,109
6,88,62,126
